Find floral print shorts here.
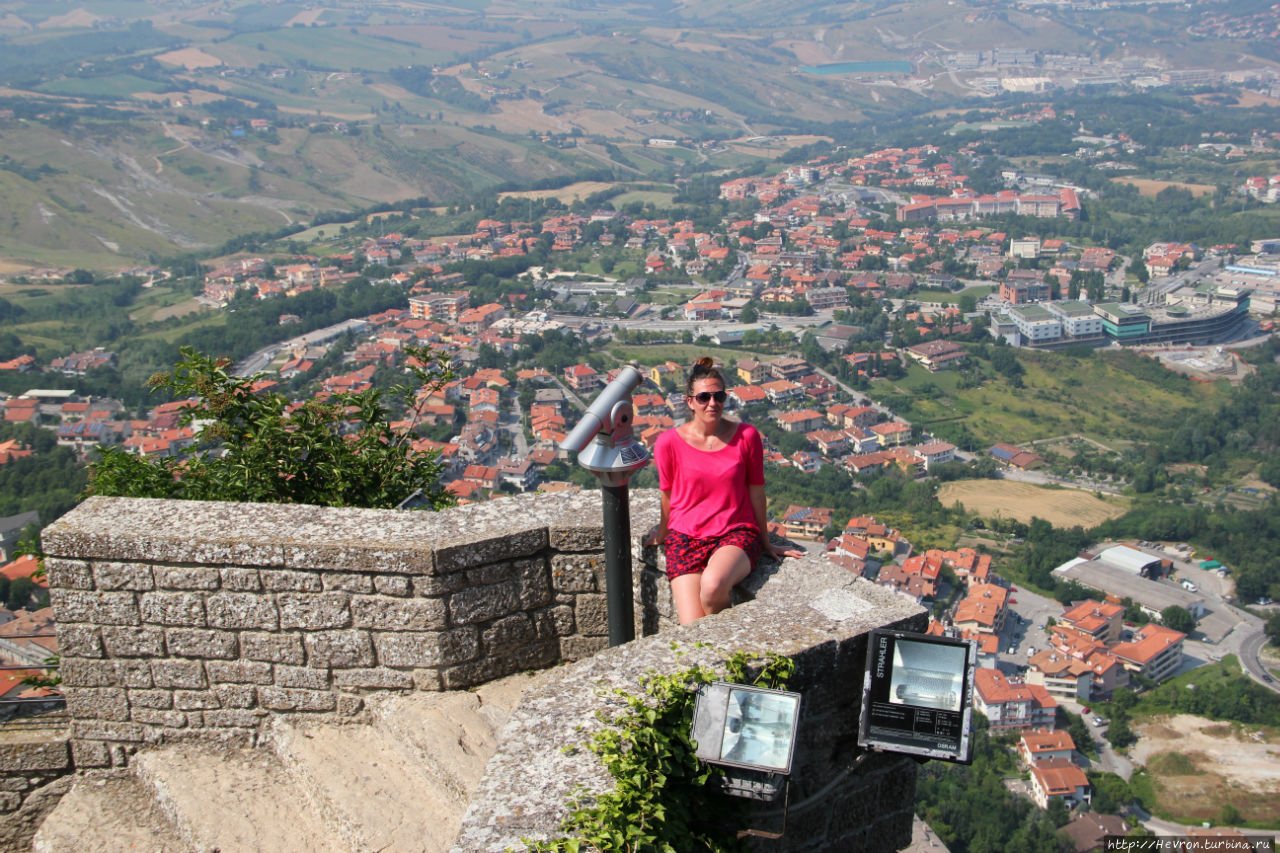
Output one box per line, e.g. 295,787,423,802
662,525,761,580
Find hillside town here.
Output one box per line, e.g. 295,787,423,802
0,134,1276,838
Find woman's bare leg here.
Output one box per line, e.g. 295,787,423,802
700,546,752,616
671,573,708,625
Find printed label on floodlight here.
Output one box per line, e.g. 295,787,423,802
858,630,976,764
692,682,802,775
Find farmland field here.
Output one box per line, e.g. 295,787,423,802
937,479,1130,527
498,182,616,203
1109,177,1216,198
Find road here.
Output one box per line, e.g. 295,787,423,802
233,319,369,377
994,465,1126,496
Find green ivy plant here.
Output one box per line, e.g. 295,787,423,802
525,650,795,853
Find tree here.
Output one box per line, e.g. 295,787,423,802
1264,612,1280,647
1160,605,1196,634
87,347,455,510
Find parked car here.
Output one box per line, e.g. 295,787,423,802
1092,716,1107,727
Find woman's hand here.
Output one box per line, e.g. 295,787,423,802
765,539,804,561
642,526,665,547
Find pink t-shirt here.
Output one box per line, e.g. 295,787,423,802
655,422,765,538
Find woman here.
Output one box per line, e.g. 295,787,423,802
649,357,802,624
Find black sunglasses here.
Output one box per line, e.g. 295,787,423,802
691,390,727,405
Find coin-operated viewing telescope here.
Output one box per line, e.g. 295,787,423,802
559,365,649,486
559,366,651,645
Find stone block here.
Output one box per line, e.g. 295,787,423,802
559,635,608,661
205,593,278,630
213,685,257,709
534,605,575,639
322,573,373,593
50,590,139,626
412,669,442,691
258,687,337,713
206,660,273,685
372,575,411,597
127,689,172,710
449,580,520,626
303,631,375,668
277,593,351,630
281,545,430,575
517,558,553,609
261,570,324,592
44,558,94,590
150,660,206,689
204,709,267,728
274,666,330,690
240,632,304,665
574,594,609,636
336,695,364,717
332,668,415,690
154,566,221,591
548,525,604,552
131,709,188,728
60,658,121,688
139,592,206,627
411,574,467,597
164,628,238,660
481,613,537,653
510,636,559,671
350,596,447,631
465,563,518,587
70,719,145,743
173,690,222,711
374,628,478,669
550,554,603,593
55,625,102,659
92,562,154,591
0,741,70,773
0,791,19,813
434,528,547,574
219,568,261,591
70,739,111,769
441,654,522,690
117,660,155,688
101,627,165,658
1,777,29,792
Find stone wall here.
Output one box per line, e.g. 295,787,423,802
0,733,73,849
456,550,928,852
40,489,929,852
41,490,661,769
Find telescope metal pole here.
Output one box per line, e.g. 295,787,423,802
601,482,635,646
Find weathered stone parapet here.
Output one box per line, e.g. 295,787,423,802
0,726,74,849
453,556,927,853
42,491,661,764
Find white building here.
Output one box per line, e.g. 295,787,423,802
1009,304,1062,343
1046,300,1104,337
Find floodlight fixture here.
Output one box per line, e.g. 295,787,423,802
691,682,802,803
857,629,977,764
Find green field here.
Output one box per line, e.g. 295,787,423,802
218,28,434,73
39,73,168,98
914,285,994,304
880,349,1228,448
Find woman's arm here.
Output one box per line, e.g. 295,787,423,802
645,489,671,546
750,483,803,561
